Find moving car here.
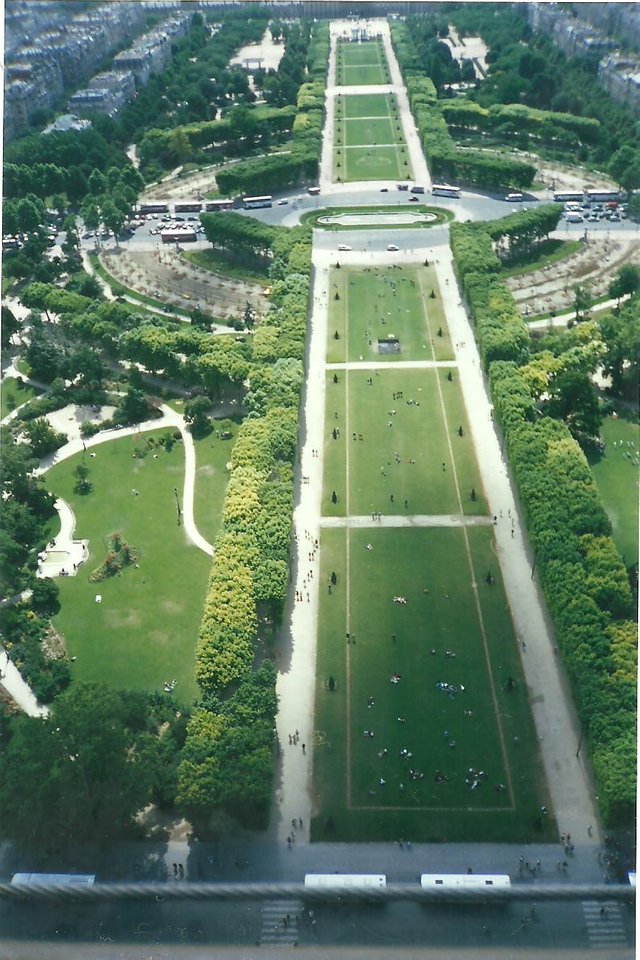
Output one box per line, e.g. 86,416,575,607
387,243,399,251
337,244,352,251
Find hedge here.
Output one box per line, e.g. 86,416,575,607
455,218,637,826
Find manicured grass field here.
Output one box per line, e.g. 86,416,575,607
322,368,487,518
337,146,411,183
334,94,410,182
341,116,398,148
337,93,397,120
312,525,553,842
44,430,212,702
326,265,453,364
0,376,42,421
336,40,389,87
591,415,639,567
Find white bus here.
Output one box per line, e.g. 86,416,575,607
421,874,511,891
242,195,273,209
305,874,386,889
431,184,461,198
11,873,96,886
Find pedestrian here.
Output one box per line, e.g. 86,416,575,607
302,743,306,754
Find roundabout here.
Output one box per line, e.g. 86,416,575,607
302,204,452,231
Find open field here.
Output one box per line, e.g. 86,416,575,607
326,265,454,363
334,93,411,183
312,525,553,842
44,430,211,702
337,93,398,120
591,415,639,567
336,39,388,87
322,367,487,519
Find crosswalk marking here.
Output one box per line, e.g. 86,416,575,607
582,900,628,947
259,898,302,946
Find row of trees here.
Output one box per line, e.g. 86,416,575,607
452,218,637,825
213,21,328,198
441,100,601,147
390,22,536,190
179,196,314,828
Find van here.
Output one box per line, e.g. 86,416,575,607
505,193,523,202
565,212,584,223
410,185,425,194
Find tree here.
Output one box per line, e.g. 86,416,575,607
598,298,640,397
117,387,150,425
573,284,592,322
184,395,213,438
608,264,640,304
0,682,152,850
99,198,125,244
1,306,20,350
23,418,67,458
73,461,92,495
29,577,61,616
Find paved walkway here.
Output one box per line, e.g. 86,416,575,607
320,514,493,528
326,360,457,370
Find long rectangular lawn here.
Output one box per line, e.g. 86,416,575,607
311,525,553,842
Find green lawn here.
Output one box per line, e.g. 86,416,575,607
336,40,388,87
0,376,42,421
322,368,486,518
312,525,554,842
337,93,398,120
337,145,411,183
334,94,410,182
338,63,388,86
591,415,639,567
44,430,212,702
326,265,453,363
340,116,400,148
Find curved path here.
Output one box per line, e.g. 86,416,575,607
35,403,213,558
0,398,213,716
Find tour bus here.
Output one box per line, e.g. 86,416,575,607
307,186,321,195
138,202,169,215
305,874,387,889
586,188,621,204
160,227,197,243
553,191,585,204
204,199,234,211
174,201,203,213
431,184,461,198
242,195,273,209
420,874,511,903
11,873,96,886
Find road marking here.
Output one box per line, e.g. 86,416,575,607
259,899,301,945
581,901,628,946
